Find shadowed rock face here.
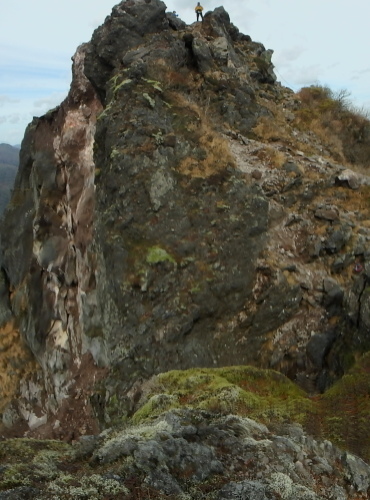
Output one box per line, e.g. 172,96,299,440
0,1,276,432
0,44,103,426
1,0,370,442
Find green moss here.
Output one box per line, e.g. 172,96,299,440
132,366,315,427
0,438,70,465
107,73,133,96
0,439,71,490
146,246,176,265
46,473,129,499
132,394,179,424
104,393,131,426
0,464,32,489
129,361,370,460
190,284,202,294
97,102,113,120
319,351,370,460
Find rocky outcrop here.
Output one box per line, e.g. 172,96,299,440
0,406,369,499
0,0,279,433
0,43,103,430
1,2,370,479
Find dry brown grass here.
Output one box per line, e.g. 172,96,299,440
179,123,235,178
298,116,345,163
170,93,235,178
322,184,370,214
294,85,370,169
252,116,291,143
0,320,38,412
146,58,201,93
254,146,286,169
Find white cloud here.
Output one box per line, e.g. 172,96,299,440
1,0,370,144
275,65,323,90
9,115,22,124
0,113,25,124
33,92,66,112
274,47,307,68
0,95,20,107
351,68,370,81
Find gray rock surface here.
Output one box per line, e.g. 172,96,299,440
1,408,367,498
1,1,370,470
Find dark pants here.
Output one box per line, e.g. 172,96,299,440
196,11,203,21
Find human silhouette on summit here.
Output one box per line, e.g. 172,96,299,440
195,2,204,21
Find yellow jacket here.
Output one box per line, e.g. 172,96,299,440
195,5,203,12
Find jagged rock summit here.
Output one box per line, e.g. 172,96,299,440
0,0,281,435
2,3,370,492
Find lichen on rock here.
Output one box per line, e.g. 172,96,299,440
1,7,370,499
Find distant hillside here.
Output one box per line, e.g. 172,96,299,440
0,144,19,214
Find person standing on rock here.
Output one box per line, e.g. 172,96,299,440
195,2,204,21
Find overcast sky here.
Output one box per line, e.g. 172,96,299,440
1,0,370,145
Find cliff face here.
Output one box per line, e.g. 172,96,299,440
0,43,103,432
1,0,370,453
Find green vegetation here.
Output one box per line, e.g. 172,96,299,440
2,361,370,495
146,246,176,265
132,366,316,426
0,439,71,489
319,351,370,461
46,473,129,499
0,438,69,464
129,359,370,462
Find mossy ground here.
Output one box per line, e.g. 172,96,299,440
132,361,370,462
0,438,131,498
319,351,370,461
0,439,71,490
2,361,370,496
132,365,316,427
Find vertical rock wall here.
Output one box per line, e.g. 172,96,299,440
1,45,103,426
2,0,369,438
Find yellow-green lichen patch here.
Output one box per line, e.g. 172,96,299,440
143,92,156,108
0,464,32,489
0,438,70,465
132,366,316,427
146,246,176,265
45,473,129,499
0,439,71,490
113,78,133,95
142,78,163,92
131,393,179,424
107,72,134,97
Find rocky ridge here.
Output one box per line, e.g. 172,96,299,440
1,407,370,499
1,0,370,497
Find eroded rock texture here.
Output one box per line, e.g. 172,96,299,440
0,44,103,431
1,408,369,499
1,0,370,458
